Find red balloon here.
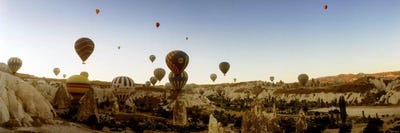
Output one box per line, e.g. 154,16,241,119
323,4,328,10
155,22,160,28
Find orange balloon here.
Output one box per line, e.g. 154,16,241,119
96,9,100,14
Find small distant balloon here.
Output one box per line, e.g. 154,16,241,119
186,37,189,40
63,74,67,78
150,77,158,86
53,68,60,76
118,46,120,50
210,73,217,82
149,55,156,63
233,78,237,82
80,71,89,78
323,4,328,10
154,68,166,81
155,22,160,28
96,9,100,14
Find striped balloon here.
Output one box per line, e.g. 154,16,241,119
75,37,95,64
150,76,158,86
112,76,135,89
7,57,22,74
168,71,188,91
153,68,166,81
166,50,189,74
219,62,230,76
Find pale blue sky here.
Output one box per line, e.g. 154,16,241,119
1,0,399,84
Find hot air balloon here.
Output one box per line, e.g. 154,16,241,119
150,77,158,86
210,73,217,82
80,71,89,78
7,57,22,74
145,81,151,87
233,78,237,82
185,37,189,40
168,71,188,91
112,76,135,89
75,37,95,64
53,68,60,76
66,75,90,101
149,55,156,63
155,22,160,28
112,76,135,108
323,4,328,10
165,82,172,90
118,46,121,50
154,68,166,81
63,74,67,78
166,50,189,74
199,89,205,96
298,74,309,86
219,62,230,76
96,9,100,14
270,76,275,82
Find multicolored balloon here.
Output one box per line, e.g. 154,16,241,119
53,68,60,76
150,76,158,86
80,71,89,78
154,68,166,81
75,37,95,64
166,50,189,74
149,55,156,63
298,74,309,86
112,76,135,89
168,71,188,91
219,62,230,76
210,73,217,82
7,57,22,74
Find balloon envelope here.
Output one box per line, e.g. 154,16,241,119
96,9,100,14
149,55,156,63
323,4,328,10
155,22,160,28
219,62,230,76
112,76,135,89
168,71,188,91
53,68,60,76
150,77,158,86
298,74,309,86
7,57,22,74
80,71,89,78
154,68,166,81
166,50,189,74
75,38,95,64
210,73,217,82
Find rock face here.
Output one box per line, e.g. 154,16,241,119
76,88,98,122
208,114,224,133
0,71,56,126
296,110,307,133
0,63,11,74
53,84,72,109
172,98,187,126
241,103,280,133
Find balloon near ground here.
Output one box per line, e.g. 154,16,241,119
298,74,309,86
111,76,135,89
53,68,60,76
166,50,189,74
150,76,158,86
7,57,22,74
154,68,166,81
270,76,275,82
66,75,90,101
75,37,95,64
63,74,67,78
80,71,89,78
219,62,230,76
168,71,188,91
210,73,217,82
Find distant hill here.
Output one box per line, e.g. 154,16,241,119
315,71,400,84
